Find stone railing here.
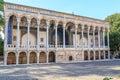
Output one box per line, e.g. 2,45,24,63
6,44,109,50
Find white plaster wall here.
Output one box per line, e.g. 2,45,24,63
12,29,16,45
21,33,36,46
39,31,46,45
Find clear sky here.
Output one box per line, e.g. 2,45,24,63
4,0,120,20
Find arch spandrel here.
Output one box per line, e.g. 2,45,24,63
7,12,19,19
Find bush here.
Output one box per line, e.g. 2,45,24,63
103,77,113,80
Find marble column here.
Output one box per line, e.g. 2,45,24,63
5,17,9,48
103,29,105,48
63,23,66,49
27,19,31,50
98,28,100,48
82,50,84,61
46,51,49,63
87,27,90,48
104,51,106,59
55,23,58,48
75,24,78,48
82,26,84,48
27,52,30,64
4,53,7,65
107,29,110,59
16,18,20,49
99,51,101,60
88,51,90,60
37,52,39,64
46,21,49,50
37,20,40,50
94,51,96,60
16,53,19,65
93,27,95,48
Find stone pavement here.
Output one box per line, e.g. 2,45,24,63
0,60,120,80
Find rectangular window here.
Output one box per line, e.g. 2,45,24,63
40,38,44,42
13,36,16,41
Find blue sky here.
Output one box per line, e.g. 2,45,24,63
4,0,120,20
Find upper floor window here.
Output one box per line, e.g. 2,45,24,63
40,38,44,42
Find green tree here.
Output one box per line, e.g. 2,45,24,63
105,13,120,53
0,0,4,27
0,0,4,55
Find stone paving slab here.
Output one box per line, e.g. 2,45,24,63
0,60,120,80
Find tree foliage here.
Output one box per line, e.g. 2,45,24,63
105,13,120,51
0,0,3,11
0,0,4,55
0,0,4,27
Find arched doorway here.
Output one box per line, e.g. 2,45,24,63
96,51,99,60
49,52,55,62
19,52,27,64
84,51,88,60
90,51,94,60
69,56,73,61
101,51,104,59
105,51,108,59
7,52,16,65
30,52,37,63
39,52,46,63
66,22,75,45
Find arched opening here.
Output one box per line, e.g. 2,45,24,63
30,18,37,45
69,56,73,61
57,22,63,45
39,19,46,46
7,52,16,65
101,51,104,59
77,24,82,46
19,52,27,64
105,51,108,59
49,20,55,45
96,51,99,60
49,52,55,62
84,51,88,60
20,16,28,45
90,51,94,60
8,15,17,44
29,52,37,63
66,22,75,45
39,52,46,63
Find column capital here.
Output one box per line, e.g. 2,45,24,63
55,22,58,27
75,24,78,29
82,25,84,29
46,20,50,24
63,23,66,27
27,19,31,24
102,28,105,31
37,20,40,25
17,18,21,23
93,27,96,31
107,29,110,32
88,27,90,30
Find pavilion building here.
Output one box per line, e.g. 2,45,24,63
4,2,110,65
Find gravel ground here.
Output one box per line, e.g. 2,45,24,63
0,60,120,80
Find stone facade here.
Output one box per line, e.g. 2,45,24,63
4,2,110,65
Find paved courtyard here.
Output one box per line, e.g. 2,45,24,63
0,60,120,80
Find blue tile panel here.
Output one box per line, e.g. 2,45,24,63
7,16,12,44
